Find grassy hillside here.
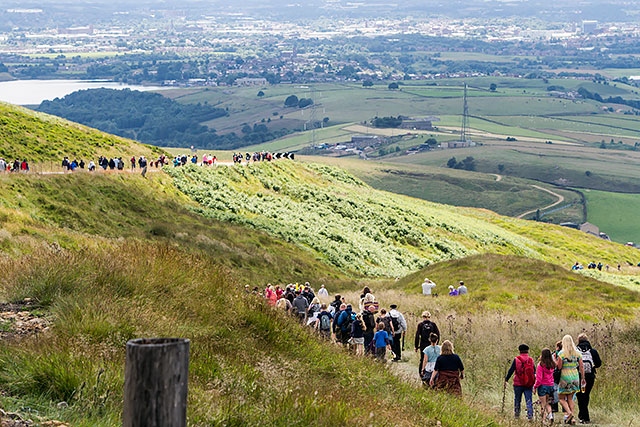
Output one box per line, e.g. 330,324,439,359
0,102,164,168
165,161,640,289
0,163,638,425
0,105,639,426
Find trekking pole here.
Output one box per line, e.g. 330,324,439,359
501,359,509,414
402,332,405,351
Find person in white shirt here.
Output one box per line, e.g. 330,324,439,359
317,284,329,299
422,278,436,295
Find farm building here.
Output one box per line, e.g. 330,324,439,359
398,116,440,131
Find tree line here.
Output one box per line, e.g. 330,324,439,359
35,89,291,149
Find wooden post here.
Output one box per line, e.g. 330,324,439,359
123,338,190,427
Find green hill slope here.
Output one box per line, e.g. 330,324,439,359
165,161,640,289
0,106,639,426
0,102,164,165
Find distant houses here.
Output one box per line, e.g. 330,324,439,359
235,77,268,86
440,140,476,149
560,221,611,241
398,116,439,131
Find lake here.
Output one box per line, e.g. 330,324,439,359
0,79,169,106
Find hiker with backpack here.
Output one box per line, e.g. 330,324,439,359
415,311,441,375
292,290,309,324
337,304,355,346
388,304,407,362
576,333,602,424
315,304,333,340
556,335,585,425
361,305,377,356
351,313,365,356
504,344,536,421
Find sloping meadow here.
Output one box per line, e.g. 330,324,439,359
166,161,640,284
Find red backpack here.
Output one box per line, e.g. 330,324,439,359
516,355,535,388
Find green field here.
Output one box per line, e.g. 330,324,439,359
585,190,640,244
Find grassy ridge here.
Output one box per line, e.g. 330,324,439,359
0,172,354,288
0,103,164,164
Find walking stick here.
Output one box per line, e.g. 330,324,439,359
501,359,510,414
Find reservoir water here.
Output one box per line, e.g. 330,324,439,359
0,79,169,106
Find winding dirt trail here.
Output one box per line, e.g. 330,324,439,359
517,185,565,219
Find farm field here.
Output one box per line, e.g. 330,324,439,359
161,76,640,243
584,189,640,244
299,155,578,218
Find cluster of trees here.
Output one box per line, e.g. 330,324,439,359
372,116,402,128
446,156,476,171
36,89,289,149
577,86,640,116
284,95,314,108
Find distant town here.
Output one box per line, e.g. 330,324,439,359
3,0,640,87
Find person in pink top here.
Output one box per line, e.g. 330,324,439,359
534,348,556,425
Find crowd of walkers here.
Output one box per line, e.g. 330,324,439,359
0,158,29,172
232,151,294,164
504,335,602,425
2,149,296,176
256,281,603,423
255,282,467,396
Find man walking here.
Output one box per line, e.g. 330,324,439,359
414,311,440,374
388,304,407,362
505,344,536,421
576,333,602,424
292,290,309,324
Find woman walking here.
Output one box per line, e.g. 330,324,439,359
556,335,585,425
421,333,441,386
429,340,464,396
534,348,556,425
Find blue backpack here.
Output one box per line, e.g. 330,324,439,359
319,313,331,331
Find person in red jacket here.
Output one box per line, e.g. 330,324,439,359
505,344,536,421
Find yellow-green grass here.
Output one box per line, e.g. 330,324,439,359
164,161,640,288
584,189,640,244
0,240,497,426
0,171,355,288
0,103,164,164
0,151,639,425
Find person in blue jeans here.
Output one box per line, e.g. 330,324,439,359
505,344,536,420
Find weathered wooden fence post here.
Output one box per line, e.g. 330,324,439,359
123,338,190,427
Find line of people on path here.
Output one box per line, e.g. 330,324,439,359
259,282,467,397
504,334,602,425
0,158,29,172
257,280,604,417
58,155,157,176
232,151,294,164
